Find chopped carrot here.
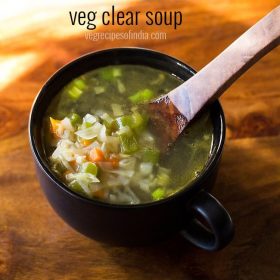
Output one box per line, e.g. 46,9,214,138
110,159,119,168
89,147,104,162
92,189,107,199
50,117,61,137
63,170,72,176
108,155,119,168
69,160,77,171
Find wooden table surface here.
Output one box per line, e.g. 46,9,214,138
0,1,279,279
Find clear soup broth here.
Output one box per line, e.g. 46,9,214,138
42,65,213,204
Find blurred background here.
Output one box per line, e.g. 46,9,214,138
0,1,279,279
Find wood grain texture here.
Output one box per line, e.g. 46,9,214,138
0,0,279,279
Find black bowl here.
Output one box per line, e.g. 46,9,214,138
29,48,234,251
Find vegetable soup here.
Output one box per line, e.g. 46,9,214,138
42,65,213,204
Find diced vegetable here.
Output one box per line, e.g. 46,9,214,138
142,148,160,164
66,79,86,100
139,179,152,193
124,186,140,204
116,125,133,136
89,147,104,162
94,86,105,95
69,180,87,196
139,162,153,176
119,157,136,170
92,189,107,199
116,112,146,129
108,155,119,169
115,115,131,128
51,140,76,161
100,67,122,81
81,139,93,146
75,122,102,140
76,155,86,165
66,172,100,195
57,118,74,140
84,122,93,128
109,169,134,178
82,162,98,175
72,79,86,90
115,112,147,133
52,160,67,174
140,132,155,146
119,133,138,154
117,79,126,93
69,160,78,171
50,117,61,135
129,89,154,104
112,68,122,77
111,104,124,117
68,87,82,100
152,188,165,200
69,113,82,127
97,125,107,142
154,168,171,187
83,114,97,125
105,136,120,153
100,113,114,128
131,112,147,127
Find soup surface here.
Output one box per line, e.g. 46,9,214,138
42,65,213,204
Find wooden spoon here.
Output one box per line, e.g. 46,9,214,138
149,5,280,149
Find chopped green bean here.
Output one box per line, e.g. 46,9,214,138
66,78,87,100
119,133,138,154
142,148,160,164
68,86,83,100
69,113,82,126
129,89,155,104
100,67,122,81
73,79,86,90
83,162,98,176
115,112,147,133
117,79,126,93
152,188,165,200
101,113,114,128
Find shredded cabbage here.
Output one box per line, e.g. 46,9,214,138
139,162,153,176
66,173,100,195
75,122,102,139
83,114,97,124
49,110,172,204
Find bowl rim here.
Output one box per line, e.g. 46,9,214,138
29,47,226,209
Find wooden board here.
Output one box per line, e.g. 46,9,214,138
0,1,279,279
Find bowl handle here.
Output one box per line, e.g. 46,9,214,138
181,190,234,251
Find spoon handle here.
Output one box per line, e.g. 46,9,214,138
168,5,280,122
